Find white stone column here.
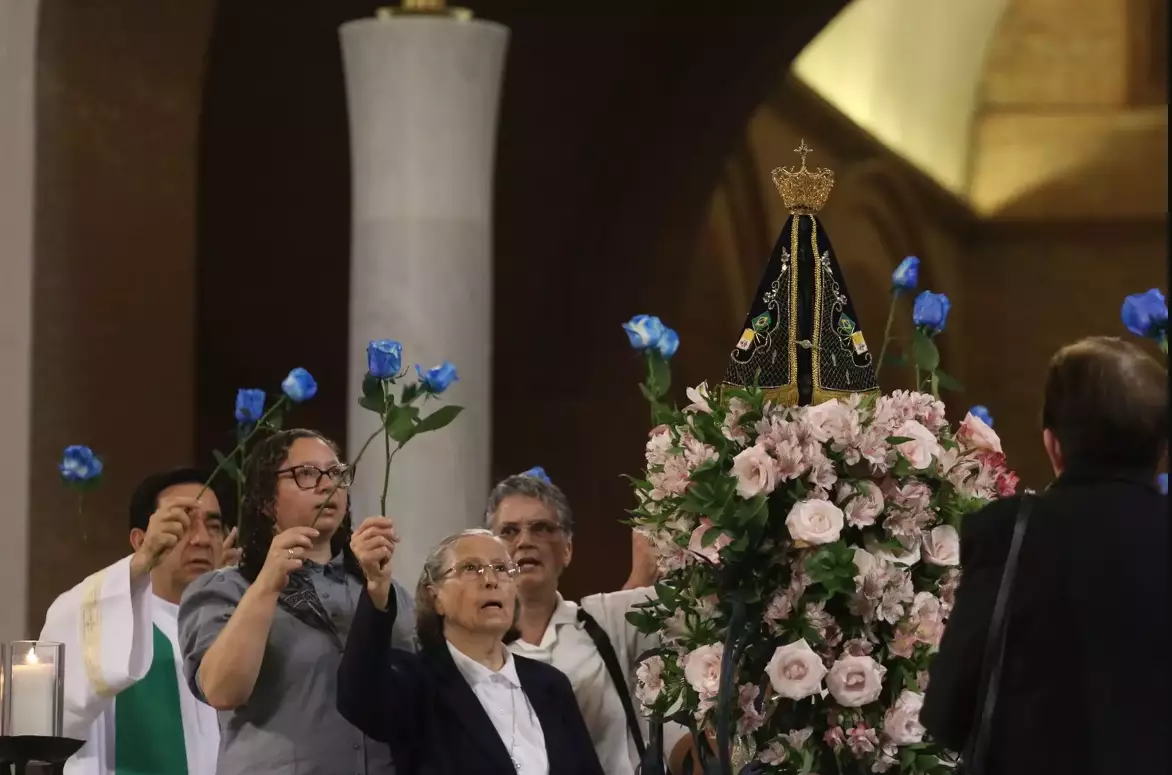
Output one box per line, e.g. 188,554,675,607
340,12,509,586
0,0,40,641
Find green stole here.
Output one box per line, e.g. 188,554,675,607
113,625,189,775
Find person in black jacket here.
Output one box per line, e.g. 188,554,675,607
923,336,1169,775
338,526,605,775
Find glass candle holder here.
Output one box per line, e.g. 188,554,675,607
2,641,64,737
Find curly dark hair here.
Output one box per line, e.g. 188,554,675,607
237,428,362,583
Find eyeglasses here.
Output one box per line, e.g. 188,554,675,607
439,561,520,583
495,520,563,543
277,464,355,490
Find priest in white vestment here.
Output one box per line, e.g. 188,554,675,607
39,468,235,775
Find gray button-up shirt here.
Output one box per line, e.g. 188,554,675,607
178,555,416,775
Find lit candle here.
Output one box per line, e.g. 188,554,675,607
8,646,56,736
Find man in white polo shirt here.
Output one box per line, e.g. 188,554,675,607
486,467,686,775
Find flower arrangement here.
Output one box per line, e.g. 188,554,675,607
311,339,463,525
60,444,103,540
202,367,320,514
620,312,1018,775
1121,288,1168,354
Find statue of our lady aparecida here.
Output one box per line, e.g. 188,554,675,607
720,141,881,408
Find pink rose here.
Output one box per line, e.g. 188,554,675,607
957,411,1002,454
766,639,828,700
922,525,960,567
892,420,941,470
688,518,732,564
785,499,845,545
882,690,926,745
840,480,885,528
682,643,724,699
730,443,779,498
826,655,886,707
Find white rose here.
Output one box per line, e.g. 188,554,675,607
893,420,941,470
682,643,724,699
922,525,960,567
826,655,887,707
958,412,1002,454
882,690,926,745
765,638,828,701
635,656,665,707
785,499,845,545
730,443,779,498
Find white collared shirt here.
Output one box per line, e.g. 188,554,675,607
446,642,548,775
508,588,687,775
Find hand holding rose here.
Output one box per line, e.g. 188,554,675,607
351,516,399,610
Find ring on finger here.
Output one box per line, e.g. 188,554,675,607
287,548,297,557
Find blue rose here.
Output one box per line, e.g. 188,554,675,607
60,445,103,482
416,361,458,394
913,290,951,333
968,404,994,427
367,339,404,379
235,388,266,424
622,315,666,350
1159,473,1168,495
281,367,318,403
655,327,680,359
1121,289,1168,339
892,256,920,293
520,466,552,485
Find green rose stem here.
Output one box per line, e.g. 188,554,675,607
197,396,289,501
78,494,87,542
1160,332,1168,355
380,381,395,517
149,397,286,572
308,425,383,529
874,293,899,380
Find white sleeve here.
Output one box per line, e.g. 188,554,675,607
38,555,156,737
579,585,660,678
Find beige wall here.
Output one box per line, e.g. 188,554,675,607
0,0,40,642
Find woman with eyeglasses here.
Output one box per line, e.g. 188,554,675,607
337,527,605,775
178,429,416,775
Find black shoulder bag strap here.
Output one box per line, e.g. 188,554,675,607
577,608,649,761
963,494,1034,774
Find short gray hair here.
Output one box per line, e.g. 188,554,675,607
484,474,574,537
414,528,519,648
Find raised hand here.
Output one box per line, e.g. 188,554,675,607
623,529,660,590
130,496,198,579
256,527,319,595
351,516,399,609
219,526,241,568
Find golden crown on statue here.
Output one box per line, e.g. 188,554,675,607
771,139,835,214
